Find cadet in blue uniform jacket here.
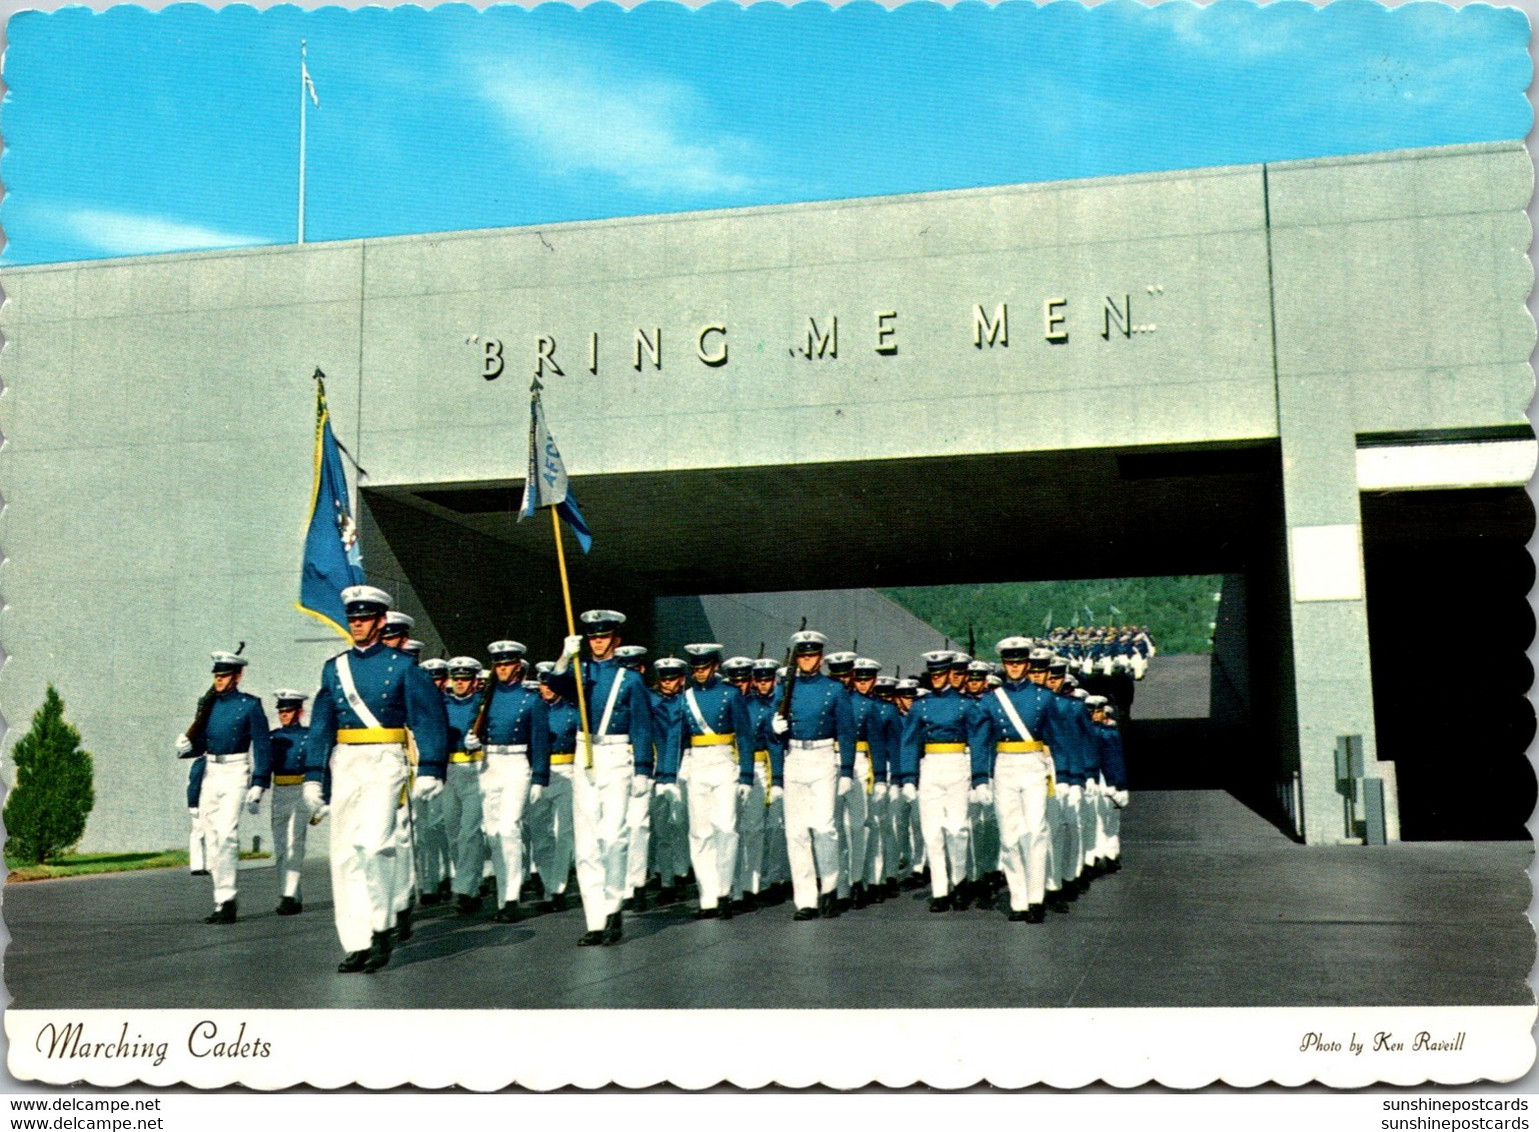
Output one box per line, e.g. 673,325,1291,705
898,650,989,911
739,660,784,906
675,644,756,918
1089,700,1129,875
478,641,551,922
648,657,691,905
438,657,491,916
769,631,856,920
529,662,580,914
302,585,448,974
265,690,313,915
848,658,890,907
176,650,272,924
1040,661,1097,911
551,609,656,946
185,758,208,875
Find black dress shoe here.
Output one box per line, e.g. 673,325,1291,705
602,911,623,945
203,900,237,924
363,930,393,973
190,869,211,877
548,891,567,914
852,883,869,909
275,896,302,916
1008,908,1030,922
577,929,605,946
693,905,720,920
479,877,497,898
1025,904,1046,923
419,890,444,907
437,878,453,899
1104,858,1122,875
522,873,546,902
493,901,522,923
792,907,819,921
719,898,735,920
952,882,975,910
656,885,678,906
884,879,900,899
835,896,853,915
631,888,649,912
395,908,413,942
1046,890,1071,913
456,894,483,916
337,949,370,973
929,896,951,913
818,893,841,919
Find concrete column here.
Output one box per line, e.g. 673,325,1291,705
1275,384,1399,844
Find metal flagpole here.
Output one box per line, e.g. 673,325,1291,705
298,40,307,244
550,506,595,770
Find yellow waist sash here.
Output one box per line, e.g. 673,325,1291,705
550,752,576,765
998,740,1046,753
449,750,485,763
691,733,736,747
272,774,306,786
924,742,967,754
337,727,408,744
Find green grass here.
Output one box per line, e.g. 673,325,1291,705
882,575,1225,656
5,848,271,882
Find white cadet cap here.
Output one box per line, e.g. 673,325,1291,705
272,689,308,704
211,651,248,673
852,657,882,675
403,639,424,656
383,612,415,633
446,657,481,677
579,609,626,635
684,643,725,664
996,636,1034,659
790,630,828,653
488,640,527,661
341,585,392,614
921,650,954,672
419,658,450,674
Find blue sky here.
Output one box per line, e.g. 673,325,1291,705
2,0,1530,265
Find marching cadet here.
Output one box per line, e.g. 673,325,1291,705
420,658,449,691
648,657,691,906
531,662,579,914
478,641,550,923
1042,652,1096,912
898,650,987,912
848,658,890,906
302,585,448,973
769,630,856,921
749,658,790,904
890,677,923,887
381,615,421,941
176,650,271,924
441,657,490,916
551,609,655,946
869,674,904,898
414,658,453,906
963,659,1002,902
675,644,756,919
721,656,763,910
968,639,1064,922
1092,701,1129,874
266,690,312,915
403,640,425,660
614,645,655,913
824,651,867,912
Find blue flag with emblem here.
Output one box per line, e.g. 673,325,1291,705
296,377,365,637
520,394,593,553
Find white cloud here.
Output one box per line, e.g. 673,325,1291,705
476,58,757,198
47,207,268,257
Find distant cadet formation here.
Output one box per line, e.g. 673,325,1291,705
177,585,1147,974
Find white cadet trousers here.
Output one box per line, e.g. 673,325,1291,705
734,757,769,898
389,792,415,915
529,760,575,895
442,760,487,897
1082,780,1104,868
994,752,1052,910
188,807,208,875
1048,788,1083,888
414,791,451,895
969,794,999,881
269,783,309,900
918,752,971,899
864,787,889,886
685,744,740,909
572,739,634,932
329,743,410,954
481,748,532,907
837,751,871,897
624,767,653,896
783,741,840,909
198,757,250,906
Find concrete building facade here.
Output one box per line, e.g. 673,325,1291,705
0,141,1531,852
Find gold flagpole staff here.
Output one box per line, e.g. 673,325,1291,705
549,506,595,771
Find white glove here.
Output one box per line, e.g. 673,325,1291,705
657,781,681,804
302,781,325,814
188,806,200,818
529,783,544,805
838,776,853,797
770,714,789,736
737,783,752,802
244,786,265,814
630,774,652,799
1064,783,1083,806
554,634,582,673
1114,790,1130,808
413,775,444,802
768,785,784,803
871,782,889,801
901,783,918,802
464,733,483,752
973,782,994,807
175,734,194,756
308,804,329,826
